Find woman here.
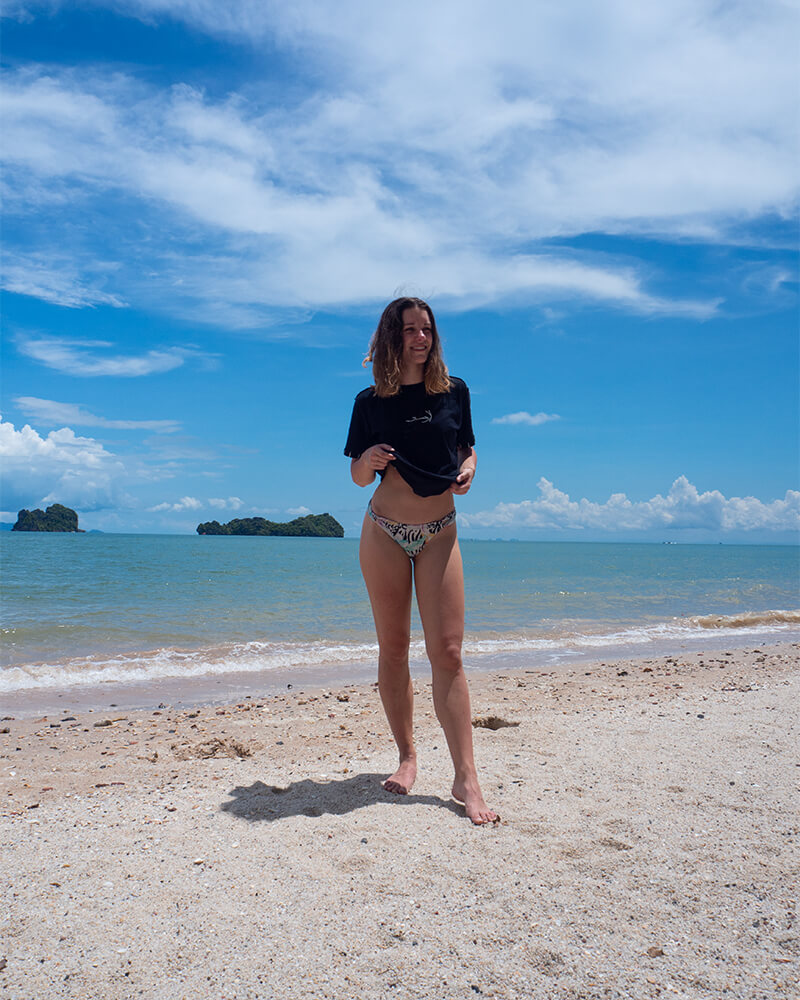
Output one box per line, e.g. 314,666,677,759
344,297,497,825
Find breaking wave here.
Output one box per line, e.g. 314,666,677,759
692,610,800,629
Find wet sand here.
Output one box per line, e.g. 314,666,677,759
1,643,798,999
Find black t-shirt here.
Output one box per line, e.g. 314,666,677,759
344,377,475,497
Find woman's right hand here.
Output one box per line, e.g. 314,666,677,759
364,444,396,471
351,443,395,486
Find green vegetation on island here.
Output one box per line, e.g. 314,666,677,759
13,504,83,532
196,512,344,537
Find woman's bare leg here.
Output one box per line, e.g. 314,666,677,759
359,514,417,794
414,527,497,824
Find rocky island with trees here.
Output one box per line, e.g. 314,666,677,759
13,504,84,532
196,512,344,537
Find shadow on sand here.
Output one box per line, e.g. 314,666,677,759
220,772,463,823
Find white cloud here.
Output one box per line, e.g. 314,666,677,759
0,416,129,511
5,1,796,320
17,338,194,377
1,252,126,308
150,495,244,513
492,411,561,427
463,476,800,533
148,496,203,512
286,505,312,516
15,396,180,433
208,496,244,510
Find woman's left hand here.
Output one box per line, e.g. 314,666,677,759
450,465,475,495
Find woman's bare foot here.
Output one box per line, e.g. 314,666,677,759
382,756,417,795
452,778,499,825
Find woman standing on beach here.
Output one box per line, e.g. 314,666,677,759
345,297,497,825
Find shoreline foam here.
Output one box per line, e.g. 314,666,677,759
2,611,798,708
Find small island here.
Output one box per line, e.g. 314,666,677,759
196,512,344,537
13,504,84,532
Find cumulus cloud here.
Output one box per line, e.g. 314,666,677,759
149,496,245,512
0,415,128,511
17,338,195,377
149,496,203,512
286,505,312,516
463,476,800,533
5,0,794,320
15,396,180,432
208,496,244,510
492,411,561,427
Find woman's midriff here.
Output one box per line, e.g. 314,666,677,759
370,464,456,523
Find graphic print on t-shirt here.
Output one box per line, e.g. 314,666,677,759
405,410,432,425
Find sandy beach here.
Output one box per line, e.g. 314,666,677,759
2,642,798,999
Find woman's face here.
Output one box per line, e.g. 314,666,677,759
400,305,432,372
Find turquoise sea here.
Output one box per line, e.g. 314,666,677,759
1,534,798,707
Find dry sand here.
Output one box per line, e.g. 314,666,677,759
1,642,798,1000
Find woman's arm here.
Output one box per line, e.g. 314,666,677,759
451,447,477,495
351,444,396,487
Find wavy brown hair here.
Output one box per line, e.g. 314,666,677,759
364,297,450,398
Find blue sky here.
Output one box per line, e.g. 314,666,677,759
1,0,798,541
